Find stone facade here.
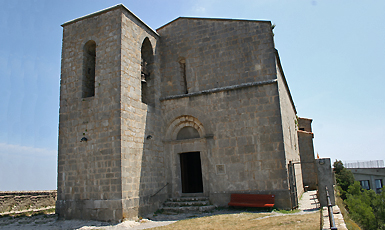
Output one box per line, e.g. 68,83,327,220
298,117,317,190
57,4,312,221
316,158,335,207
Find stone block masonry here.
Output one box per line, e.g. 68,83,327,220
57,4,161,221
161,80,293,209
57,3,312,221
298,117,317,190
58,6,124,221
157,17,276,97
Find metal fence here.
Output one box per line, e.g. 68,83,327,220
344,160,384,168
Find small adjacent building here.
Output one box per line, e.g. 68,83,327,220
346,161,385,193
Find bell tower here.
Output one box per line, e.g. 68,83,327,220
57,4,160,221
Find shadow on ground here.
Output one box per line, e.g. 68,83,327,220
148,207,273,221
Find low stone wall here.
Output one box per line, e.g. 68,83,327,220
321,206,347,230
0,190,57,214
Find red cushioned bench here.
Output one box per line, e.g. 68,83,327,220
228,194,275,208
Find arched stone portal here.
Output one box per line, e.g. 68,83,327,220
165,115,206,140
164,115,211,197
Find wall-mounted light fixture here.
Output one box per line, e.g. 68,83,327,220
80,137,88,142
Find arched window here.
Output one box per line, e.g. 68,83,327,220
177,126,200,140
141,38,154,105
82,40,96,98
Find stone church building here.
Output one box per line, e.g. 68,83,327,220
57,4,316,221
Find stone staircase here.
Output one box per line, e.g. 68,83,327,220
161,197,216,214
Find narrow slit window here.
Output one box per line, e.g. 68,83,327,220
179,59,188,94
82,40,96,98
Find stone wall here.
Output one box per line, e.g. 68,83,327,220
161,81,293,209
275,54,304,201
316,158,335,207
57,4,308,220
58,7,124,221
157,17,299,209
298,117,312,132
57,5,164,221
120,10,165,218
0,191,56,214
157,18,276,97
298,117,317,190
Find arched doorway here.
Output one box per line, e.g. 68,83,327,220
177,126,203,193
164,115,210,197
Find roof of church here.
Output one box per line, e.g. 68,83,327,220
61,4,272,38
61,4,159,37
157,17,271,31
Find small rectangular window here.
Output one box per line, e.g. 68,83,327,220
360,180,370,190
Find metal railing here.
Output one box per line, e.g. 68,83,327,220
326,186,337,230
150,183,169,197
344,160,384,168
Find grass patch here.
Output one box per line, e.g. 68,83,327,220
153,211,320,230
273,209,301,214
228,206,273,212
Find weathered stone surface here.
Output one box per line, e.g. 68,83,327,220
298,118,317,190
161,197,216,214
57,4,311,221
316,158,335,207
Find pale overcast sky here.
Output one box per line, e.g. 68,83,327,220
0,0,384,191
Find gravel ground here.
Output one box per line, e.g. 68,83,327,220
0,209,266,230
0,190,320,229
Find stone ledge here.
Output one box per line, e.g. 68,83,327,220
0,190,57,195
298,130,314,138
160,79,278,101
322,206,347,230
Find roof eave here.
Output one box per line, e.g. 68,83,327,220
61,4,159,37
157,16,271,32
274,49,297,114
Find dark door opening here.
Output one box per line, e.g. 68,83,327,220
180,152,203,193
288,162,298,209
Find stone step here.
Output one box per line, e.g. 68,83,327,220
163,200,210,207
162,205,216,213
168,197,209,202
